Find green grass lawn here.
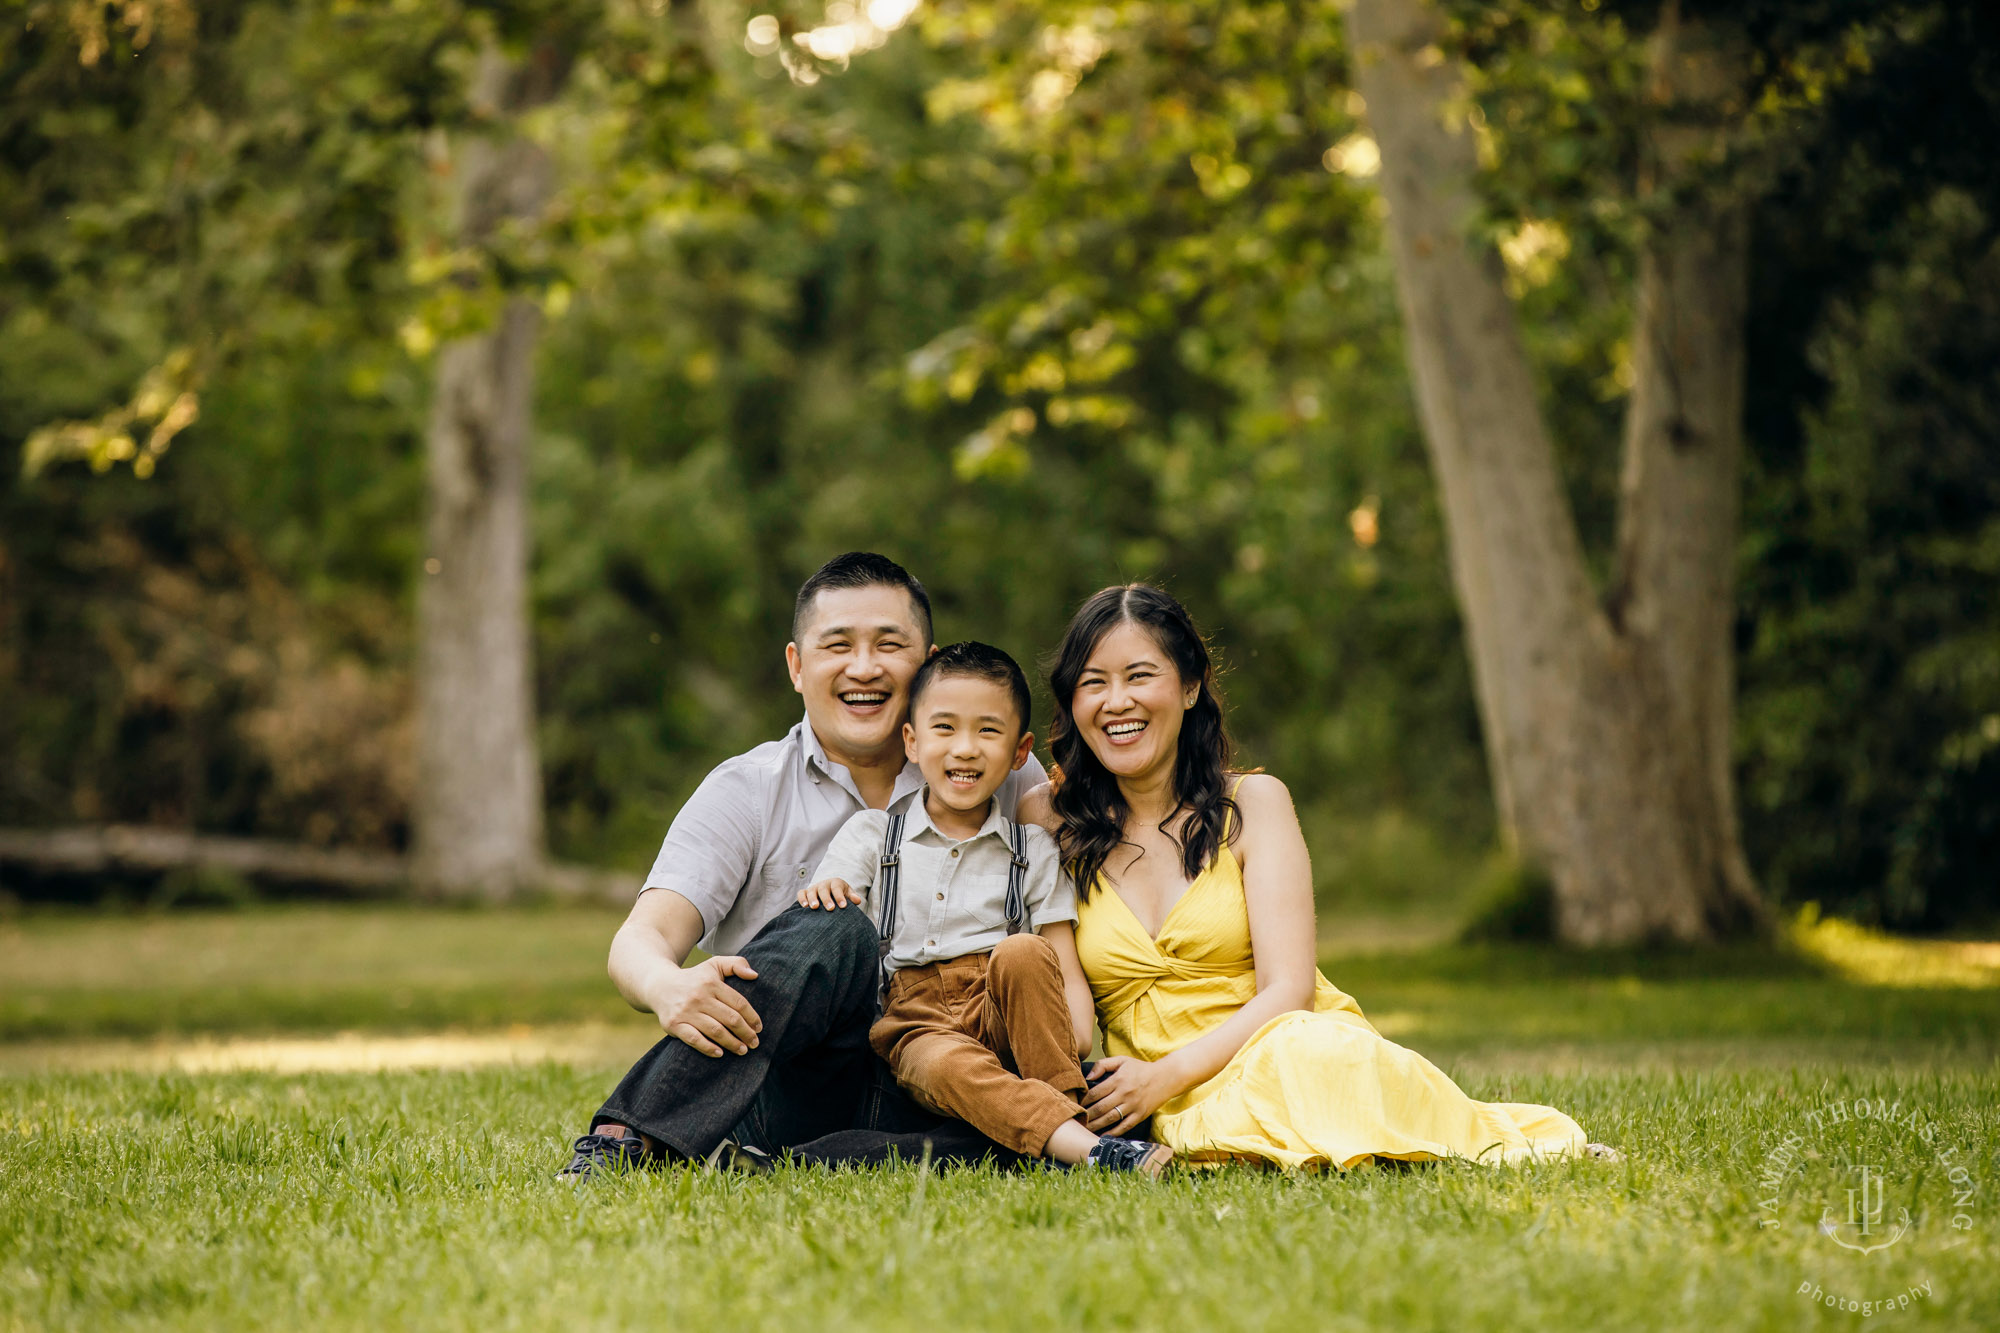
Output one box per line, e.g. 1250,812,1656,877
2,904,1996,1330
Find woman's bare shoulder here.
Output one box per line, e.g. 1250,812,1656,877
1229,771,1293,811
1016,780,1060,832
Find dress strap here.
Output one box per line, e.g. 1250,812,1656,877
1223,773,1251,845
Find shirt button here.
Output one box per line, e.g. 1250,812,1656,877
950,848,960,858
927,940,936,948
798,868,807,878
935,892,944,901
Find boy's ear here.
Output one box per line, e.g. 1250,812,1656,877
1011,731,1035,772
904,721,918,762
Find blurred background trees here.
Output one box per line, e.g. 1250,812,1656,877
1,0,1993,934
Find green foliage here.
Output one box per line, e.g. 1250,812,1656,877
1739,190,2000,930
2,0,1996,927
1457,855,1557,944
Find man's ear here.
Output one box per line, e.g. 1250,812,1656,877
926,643,940,658
786,642,804,693
1012,731,1036,772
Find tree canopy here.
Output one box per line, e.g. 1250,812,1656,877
2,0,1993,929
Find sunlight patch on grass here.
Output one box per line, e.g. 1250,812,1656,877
0,1021,656,1076
1789,908,2000,989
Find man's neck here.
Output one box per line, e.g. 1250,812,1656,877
925,789,991,842
816,731,908,810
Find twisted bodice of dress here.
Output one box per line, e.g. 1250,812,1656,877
1074,837,1366,1066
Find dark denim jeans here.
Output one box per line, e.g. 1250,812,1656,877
592,902,1024,1170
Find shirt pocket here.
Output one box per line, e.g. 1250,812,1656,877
766,859,816,906
965,875,1017,932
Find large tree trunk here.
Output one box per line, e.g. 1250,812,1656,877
414,44,563,899
1347,0,1767,943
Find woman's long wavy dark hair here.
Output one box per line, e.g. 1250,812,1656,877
1047,584,1236,901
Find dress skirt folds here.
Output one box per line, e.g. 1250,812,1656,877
1074,834,1587,1171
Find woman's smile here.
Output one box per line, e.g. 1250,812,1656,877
1103,719,1149,744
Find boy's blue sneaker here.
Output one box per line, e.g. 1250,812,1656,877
1083,1136,1173,1177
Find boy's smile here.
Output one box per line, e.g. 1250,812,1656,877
904,674,1035,839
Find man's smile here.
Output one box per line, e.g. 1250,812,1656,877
837,689,891,712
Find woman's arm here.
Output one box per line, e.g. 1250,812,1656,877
1017,781,1059,833
1082,774,1317,1134
1038,920,1097,1057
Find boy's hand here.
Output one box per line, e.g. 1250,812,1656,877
798,876,862,911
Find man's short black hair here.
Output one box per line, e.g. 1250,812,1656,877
908,641,1032,736
791,551,933,647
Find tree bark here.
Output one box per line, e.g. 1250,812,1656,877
414,44,563,900
1347,0,1767,943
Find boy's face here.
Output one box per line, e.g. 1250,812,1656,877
903,673,1035,821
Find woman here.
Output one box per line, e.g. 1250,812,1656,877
1021,584,1607,1170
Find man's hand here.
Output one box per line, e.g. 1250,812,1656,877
648,956,764,1058
797,876,863,911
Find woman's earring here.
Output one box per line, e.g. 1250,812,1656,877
1184,692,1197,709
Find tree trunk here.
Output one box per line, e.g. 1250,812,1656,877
1347,0,1767,943
414,44,562,899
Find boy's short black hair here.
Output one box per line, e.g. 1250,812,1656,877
909,641,1032,736
791,552,933,647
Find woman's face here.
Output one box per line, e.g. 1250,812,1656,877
1070,620,1195,785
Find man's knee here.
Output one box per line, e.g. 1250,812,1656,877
746,903,878,1000
756,901,877,957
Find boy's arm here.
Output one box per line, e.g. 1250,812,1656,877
803,809,888,907
1021,828,1088,1051
1038,921,1097,1059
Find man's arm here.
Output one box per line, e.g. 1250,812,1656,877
605,889,763,1058
609,762,768,1058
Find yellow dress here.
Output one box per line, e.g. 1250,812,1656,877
1074,829,1588,1171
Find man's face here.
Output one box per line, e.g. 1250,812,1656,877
786,584,929,763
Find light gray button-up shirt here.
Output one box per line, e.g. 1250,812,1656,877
810,792,1076,971
640,717,1047,957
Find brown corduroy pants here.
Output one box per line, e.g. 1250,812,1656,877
868,933,1087,1158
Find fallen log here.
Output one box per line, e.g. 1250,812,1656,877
0,825,633,905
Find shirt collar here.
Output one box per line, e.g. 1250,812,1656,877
796,715,925,806
906,785,1012,845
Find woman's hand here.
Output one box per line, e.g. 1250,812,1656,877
1081,1055,1188,1137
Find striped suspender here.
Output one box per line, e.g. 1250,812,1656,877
874,812,1034,1009
873,813,906,1010
1003,820,1033,936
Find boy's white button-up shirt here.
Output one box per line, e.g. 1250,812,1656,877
810,791,1077,970
638,717,1045,957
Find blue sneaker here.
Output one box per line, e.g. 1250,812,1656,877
1084,1136,1173,1177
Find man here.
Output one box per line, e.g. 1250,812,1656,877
562,552,1047,1176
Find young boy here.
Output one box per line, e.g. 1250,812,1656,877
798,641,1172,1175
